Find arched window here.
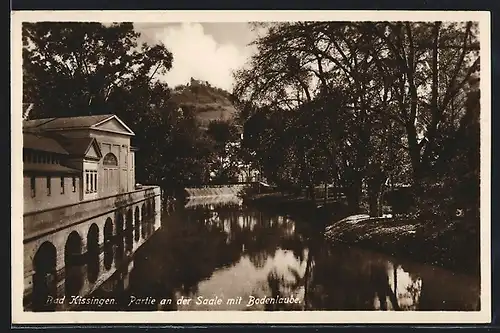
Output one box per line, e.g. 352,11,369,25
103,153,118,166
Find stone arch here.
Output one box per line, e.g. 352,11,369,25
141,203,147,239
144,200,150,237
32,241,57,312
64,231,83,297
148,199,153,236
103,218,113,270
86,224,99,283
151,198,156,233
115,212,124,265
146,199,153,237
125,209,133,252
134,206,140,242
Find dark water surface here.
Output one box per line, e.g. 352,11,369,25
88,195,480,311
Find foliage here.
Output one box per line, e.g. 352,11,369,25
233,21,480,219
205,119,244,183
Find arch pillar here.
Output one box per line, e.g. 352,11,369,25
134,205,140,244
114,211,125,267
154,205,161,230
64,231,84,299
141,203,147,239
103,217,114,272
125,208,134,254
86,224,100,286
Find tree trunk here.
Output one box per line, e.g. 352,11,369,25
378,183,386,216
393,264,398,298
367,167,388,217
368,193,379,217
308,184,316,201
302,247,314,310
347,175,362,213
324,182,328,205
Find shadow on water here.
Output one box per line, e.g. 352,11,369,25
87,195,480,311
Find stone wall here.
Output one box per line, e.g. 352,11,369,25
24,175,83,214
23,186,161,311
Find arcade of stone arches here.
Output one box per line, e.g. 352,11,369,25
30,197,157,311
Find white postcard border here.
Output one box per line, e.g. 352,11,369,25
11,10,492,324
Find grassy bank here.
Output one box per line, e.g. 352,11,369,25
325,215,480,276
243,192,480,276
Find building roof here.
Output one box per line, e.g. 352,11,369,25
23,114,114,131
23,132,69,155
61,137,94,156
23,163,81,174
55,136,102,158
23,114,135,136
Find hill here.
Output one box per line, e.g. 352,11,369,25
170,78,238,128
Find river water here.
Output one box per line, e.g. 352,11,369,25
88,195,480,311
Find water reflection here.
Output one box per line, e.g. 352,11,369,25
88,195,480,312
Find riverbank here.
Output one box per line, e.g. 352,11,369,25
242,192,352,224
243,192,480,276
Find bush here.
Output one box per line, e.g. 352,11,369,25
385,187,414,215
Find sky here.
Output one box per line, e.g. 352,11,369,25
133,22,259,92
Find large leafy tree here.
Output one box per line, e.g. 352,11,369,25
360,22,480,184
206,120,241,183
23,22,173,117
233,21,480,217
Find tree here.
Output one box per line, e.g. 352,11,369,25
233,20,480,218
205,120,241,183
233,22,382,209
362,22,480,184
206,120,239,148
23,22,173,117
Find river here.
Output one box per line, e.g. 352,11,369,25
86,195,480,311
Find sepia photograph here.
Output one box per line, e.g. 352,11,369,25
11,10,491,324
